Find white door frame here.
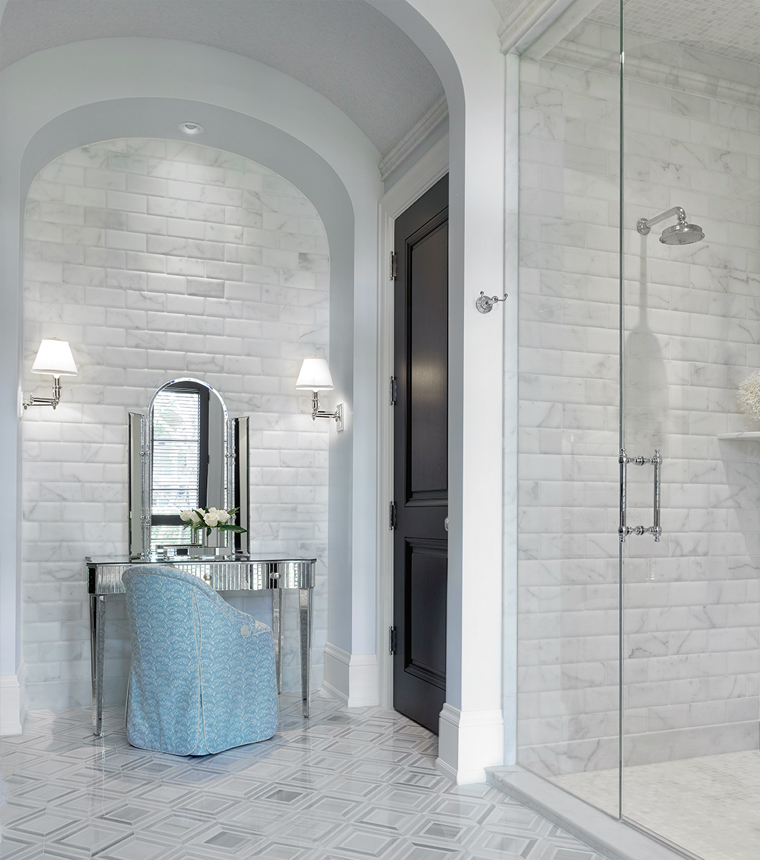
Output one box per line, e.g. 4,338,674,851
375,134,449,710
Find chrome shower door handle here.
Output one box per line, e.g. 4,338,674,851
618,448,662,542
619,448,628,543
652,449,662,542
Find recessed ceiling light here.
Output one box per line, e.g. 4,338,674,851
179,122,204,135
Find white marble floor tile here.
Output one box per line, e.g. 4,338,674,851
1,693,607,860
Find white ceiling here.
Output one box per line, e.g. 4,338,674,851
0,0,449,157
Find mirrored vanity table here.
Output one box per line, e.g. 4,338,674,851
87,554,316,736
87,378,319,736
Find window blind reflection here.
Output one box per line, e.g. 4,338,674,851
151,388,201,516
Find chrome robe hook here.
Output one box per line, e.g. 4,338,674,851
476,291,508,313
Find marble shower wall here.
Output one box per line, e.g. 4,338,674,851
517,22,760,778
22,138,330,710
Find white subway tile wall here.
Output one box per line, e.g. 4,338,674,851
518,22,760,778
22,139,330,710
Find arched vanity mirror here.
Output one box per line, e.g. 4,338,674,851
128,378,249,559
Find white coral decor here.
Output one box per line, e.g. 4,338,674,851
738,370,760,420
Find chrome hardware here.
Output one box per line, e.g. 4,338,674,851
389,626,397,655
390,251,397,280
619,448,662,542
637,206,704,246
444,516,449,532
390,376,397,405
476,291,508,314
389,502,397,530
23,376,63,410
310,391,344,431
637,206,686,236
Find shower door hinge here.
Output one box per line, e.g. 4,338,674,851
389,501,397,530
390,251,397,280
390,376,397,405
389,626,397,655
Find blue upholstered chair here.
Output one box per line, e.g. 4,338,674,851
122,565,278,755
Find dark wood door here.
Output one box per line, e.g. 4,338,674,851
392,175,448,734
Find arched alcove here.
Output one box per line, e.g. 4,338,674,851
22,134,335,707
1,4,509,787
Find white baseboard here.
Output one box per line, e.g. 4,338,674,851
323,642,379,708
437,703,505,784
0,662,26,736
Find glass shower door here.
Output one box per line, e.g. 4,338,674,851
620,2,760,858
515,0,623,818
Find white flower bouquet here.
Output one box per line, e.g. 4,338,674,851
179,506,247,540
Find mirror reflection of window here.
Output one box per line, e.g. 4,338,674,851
150,383,208,548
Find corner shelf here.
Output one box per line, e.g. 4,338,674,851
717,432,760,440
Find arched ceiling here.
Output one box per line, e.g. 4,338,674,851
0,0,465,158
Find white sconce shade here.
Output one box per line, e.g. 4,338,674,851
295,357,333,391
24,339,78,412
31,339,78,377
295,356,343,431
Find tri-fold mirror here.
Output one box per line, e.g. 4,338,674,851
128,378,249,559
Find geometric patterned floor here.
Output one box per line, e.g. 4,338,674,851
1,691,607,860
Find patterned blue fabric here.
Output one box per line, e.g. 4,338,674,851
123,565,278,756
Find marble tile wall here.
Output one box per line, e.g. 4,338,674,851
517,22,760,777
22,138,330,710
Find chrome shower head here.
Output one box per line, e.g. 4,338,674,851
637,206,704,245
659,221,705,245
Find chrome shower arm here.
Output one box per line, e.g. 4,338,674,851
637,206,686,235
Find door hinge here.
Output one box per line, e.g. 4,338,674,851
390,376,397,405
390,251,397,280
389,501,397,530
389,626,397,655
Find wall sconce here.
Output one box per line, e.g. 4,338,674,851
295,357,344,432
23,339,78,411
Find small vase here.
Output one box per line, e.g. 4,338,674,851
201,529,217,549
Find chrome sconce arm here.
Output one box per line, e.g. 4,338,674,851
23,376,64,410
310,391,344,432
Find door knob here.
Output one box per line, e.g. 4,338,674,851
444,517,449,532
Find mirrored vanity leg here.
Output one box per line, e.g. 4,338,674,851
271,586,283,693
298,587,312,718
90,594,106,736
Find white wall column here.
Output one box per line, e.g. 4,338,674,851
371,0,507,782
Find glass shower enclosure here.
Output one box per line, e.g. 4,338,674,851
516,1,760,858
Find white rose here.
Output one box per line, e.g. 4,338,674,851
204,511,220,527
179,510,193,522
217,509,230,524
189,510,202,526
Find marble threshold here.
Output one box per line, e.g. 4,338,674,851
487,765,686,860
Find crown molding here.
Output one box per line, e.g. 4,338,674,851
378,93,448,182
498,0,577,55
